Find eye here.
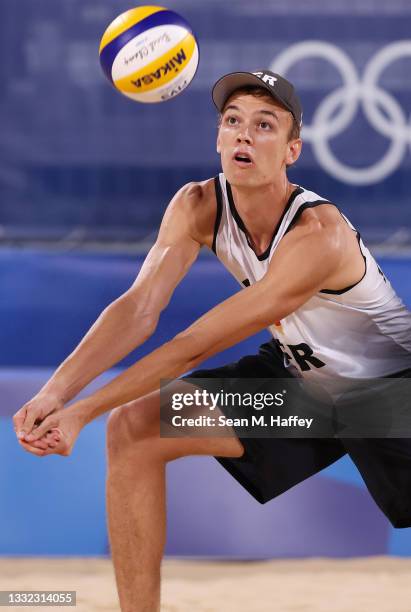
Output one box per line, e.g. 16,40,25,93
226,116,238,126
259,120,272,130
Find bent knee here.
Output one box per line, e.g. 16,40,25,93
106,397,159,455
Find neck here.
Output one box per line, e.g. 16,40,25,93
229,177,296,252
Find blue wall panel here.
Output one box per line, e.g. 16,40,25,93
1,1,410,243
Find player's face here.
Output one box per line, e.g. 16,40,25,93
216,93,301,187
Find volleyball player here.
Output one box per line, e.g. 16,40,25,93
14,71,411,612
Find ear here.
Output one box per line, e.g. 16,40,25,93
286,138,302,166
216,130,221,154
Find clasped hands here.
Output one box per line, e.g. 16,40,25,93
13,393,84,457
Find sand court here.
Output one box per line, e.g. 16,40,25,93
1,557,411,611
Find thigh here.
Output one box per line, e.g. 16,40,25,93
183,343,346,504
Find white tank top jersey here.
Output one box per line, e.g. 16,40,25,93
212,173,411,391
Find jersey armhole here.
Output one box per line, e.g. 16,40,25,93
320,231,367,295
284,199,332,235
284,200,367,295
212,176,223,254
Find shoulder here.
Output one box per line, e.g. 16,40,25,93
276,200,350,272
175,178,216,207
168,178,217,246
293,201,347,249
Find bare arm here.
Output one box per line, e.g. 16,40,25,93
66,210,347,426
14,181,214,435
41,188,202,402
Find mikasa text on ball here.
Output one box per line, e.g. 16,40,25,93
99,5,199,103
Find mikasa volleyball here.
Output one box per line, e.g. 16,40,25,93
99,5,199,103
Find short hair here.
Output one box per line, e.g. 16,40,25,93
219,85,301,142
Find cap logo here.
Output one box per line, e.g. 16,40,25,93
253,71,277,87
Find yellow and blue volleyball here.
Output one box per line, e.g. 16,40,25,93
99,5,199,103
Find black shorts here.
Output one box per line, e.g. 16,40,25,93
184,340,411,528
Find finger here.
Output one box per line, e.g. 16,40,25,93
44,429,59,439
47,437,60,448
49,428,62,443
33,430,61,449
25,418,58,442
44,433,57,446
49,437,69,456
18,439,47,457
31,439,49,450
21,438,59,457
22,428,68,456
17,407,42,439
13,407,26,429
22,429,57,450
13,407,27,437
41,430,62,450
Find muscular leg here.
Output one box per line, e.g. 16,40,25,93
106,382,243,612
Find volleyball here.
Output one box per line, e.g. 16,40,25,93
99,5,199,103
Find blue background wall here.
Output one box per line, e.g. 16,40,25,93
1,0,410,244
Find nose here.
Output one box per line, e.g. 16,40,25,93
236,125,253,144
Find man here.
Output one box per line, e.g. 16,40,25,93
13,71,411,612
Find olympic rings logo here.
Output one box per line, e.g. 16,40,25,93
270,41,411,185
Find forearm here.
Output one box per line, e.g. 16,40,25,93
74,311,269,426
40,295,157,403
72,285,276,425
76,334,199,425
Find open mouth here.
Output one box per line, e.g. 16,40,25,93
234,154,252,164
